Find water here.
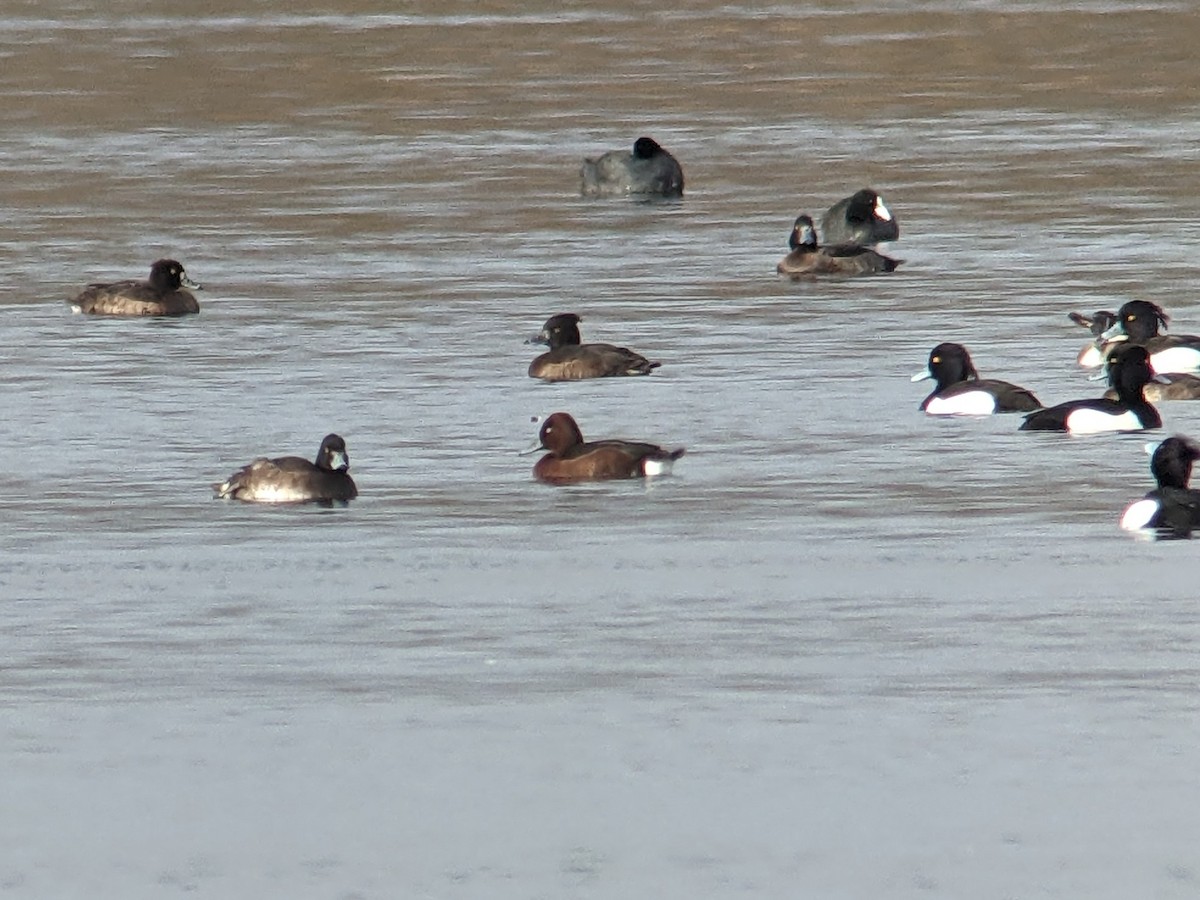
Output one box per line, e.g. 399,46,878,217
2,2,1200,897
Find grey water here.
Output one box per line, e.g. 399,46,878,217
2,2,1200,897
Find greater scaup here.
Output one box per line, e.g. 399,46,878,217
527,313,660,381
819,188,899,246
522,412,684,484
580,137,684,198
1099,300,1200,374
776,215,901,278
1120,436,1200,538
912,342,1041,415
71,259,201,316
1019,344,1164,433
212,434,358,504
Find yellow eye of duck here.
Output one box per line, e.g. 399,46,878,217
931,356,941,364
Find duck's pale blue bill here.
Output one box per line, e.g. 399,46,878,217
1144,440,1162,457
181,272,202,290
1099,322,1127,342
910,369,932,383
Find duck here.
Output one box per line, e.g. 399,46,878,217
212,434,358,504
1067,309,1117,367
71,259,201,316
522,412,684,484
912,343,1042,415
1119,436,1200,538
819,188,899,246
1019,344,1164,433
776,215,901,278
1104,372,1200,403
527,313,660,381
1099,300,1200,374
580,136,684,198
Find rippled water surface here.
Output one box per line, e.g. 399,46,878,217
3,2,1200,897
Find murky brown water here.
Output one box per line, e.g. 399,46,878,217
3,3,1200,897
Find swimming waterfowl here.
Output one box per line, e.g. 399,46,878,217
212,434,358,504
776,215,901,278
523,412,684,484
819,188,899,246
1099,300,1200,374
1020,344,1164,434
1119,435,1200,538
1067,309,1118,367
527,313,660,381
71,259,201,316
912,342,1041,415
1104,372,1200,403
580,136,684,198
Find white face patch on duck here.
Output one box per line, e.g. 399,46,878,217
874,197,893,221
924,390,999,416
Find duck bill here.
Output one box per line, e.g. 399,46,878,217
517,439,545,457
1099,322,1126,342
524,331,549,346
181,272,202,290
910,369,932,383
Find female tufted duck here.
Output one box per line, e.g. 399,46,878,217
527,313,660,381
71,259,201,316
819,188,899,246
580,136,684,198
1120,436,1200,538
912,342,1041,415
1099,300,1200,374
212,434,357,504
1020,344,1164,433
1103,372,1200,403
522,412,684,484
776,215,901,278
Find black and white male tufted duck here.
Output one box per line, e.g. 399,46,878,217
912,343,1041,415
1020,344,1164,434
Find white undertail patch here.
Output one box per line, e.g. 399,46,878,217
643,457,677,477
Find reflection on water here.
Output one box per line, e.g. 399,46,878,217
3,2,1200,898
